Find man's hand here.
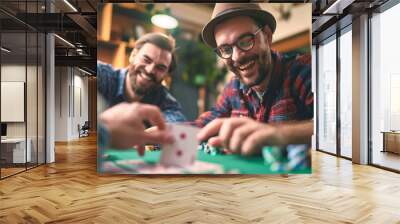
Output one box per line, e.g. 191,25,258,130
99,102,174,155
197,117,313,156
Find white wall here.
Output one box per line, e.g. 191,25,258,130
54,67,89,141
72,72,89,138
1,65,26,133
1,82,25,122
1,65,26,81
55,66,68,141
1,63,46,164
1,65,30,138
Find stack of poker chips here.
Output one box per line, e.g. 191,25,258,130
262,146,289,172
198,142,222,156
286,144,310,171
262,144,310,172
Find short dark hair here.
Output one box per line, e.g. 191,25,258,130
132,32,177,73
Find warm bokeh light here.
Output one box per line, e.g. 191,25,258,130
151,14,178,29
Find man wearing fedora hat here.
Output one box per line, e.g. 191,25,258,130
196,3,313,155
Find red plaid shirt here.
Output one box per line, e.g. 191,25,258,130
195,51,313,127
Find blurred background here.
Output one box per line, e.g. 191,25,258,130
97,3,311,121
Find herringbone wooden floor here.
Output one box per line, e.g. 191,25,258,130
0,135,400,224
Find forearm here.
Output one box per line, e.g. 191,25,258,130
195,103,231,127
274,120,313,146
195,111,218,128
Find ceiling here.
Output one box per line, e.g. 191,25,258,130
0,0,99,73
311,0,390,44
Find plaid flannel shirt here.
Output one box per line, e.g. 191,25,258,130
97,61,186,122
195,51,313,127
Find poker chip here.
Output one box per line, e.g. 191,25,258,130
199,142,224,155
262,145,310,172
286,144,309,171
262,146,288,172
145,145,155,151
145,144,162,151
270,162,288,172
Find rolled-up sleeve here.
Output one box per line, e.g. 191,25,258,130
160,92,187,122
195,82,233,127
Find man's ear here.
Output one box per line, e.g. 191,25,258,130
262,25,273,47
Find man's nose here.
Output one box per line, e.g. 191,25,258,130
145,63,156,74
231,46,245,63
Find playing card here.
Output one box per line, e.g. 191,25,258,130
160,123,200,167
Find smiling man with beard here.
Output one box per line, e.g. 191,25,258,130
196,3,313,156
97,32,186,123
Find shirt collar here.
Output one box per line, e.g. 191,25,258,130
119,68,129,102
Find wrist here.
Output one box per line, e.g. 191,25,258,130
98,123,110,148
271,124,287,146
99,115,118,147
99,113,113,133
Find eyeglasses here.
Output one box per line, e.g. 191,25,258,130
214,27,263,59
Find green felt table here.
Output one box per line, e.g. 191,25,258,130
102,148,311,174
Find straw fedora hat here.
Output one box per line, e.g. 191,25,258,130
202,3,276,48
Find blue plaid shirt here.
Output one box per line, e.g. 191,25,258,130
97,61,187,122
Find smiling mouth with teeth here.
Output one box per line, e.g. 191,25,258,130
137,70,156,83
238,60,255,71
140,72,152,81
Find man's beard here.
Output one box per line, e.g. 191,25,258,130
128,64,161,97
228,48,272,88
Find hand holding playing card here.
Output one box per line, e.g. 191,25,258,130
160,124,200,167
99,102,175,154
